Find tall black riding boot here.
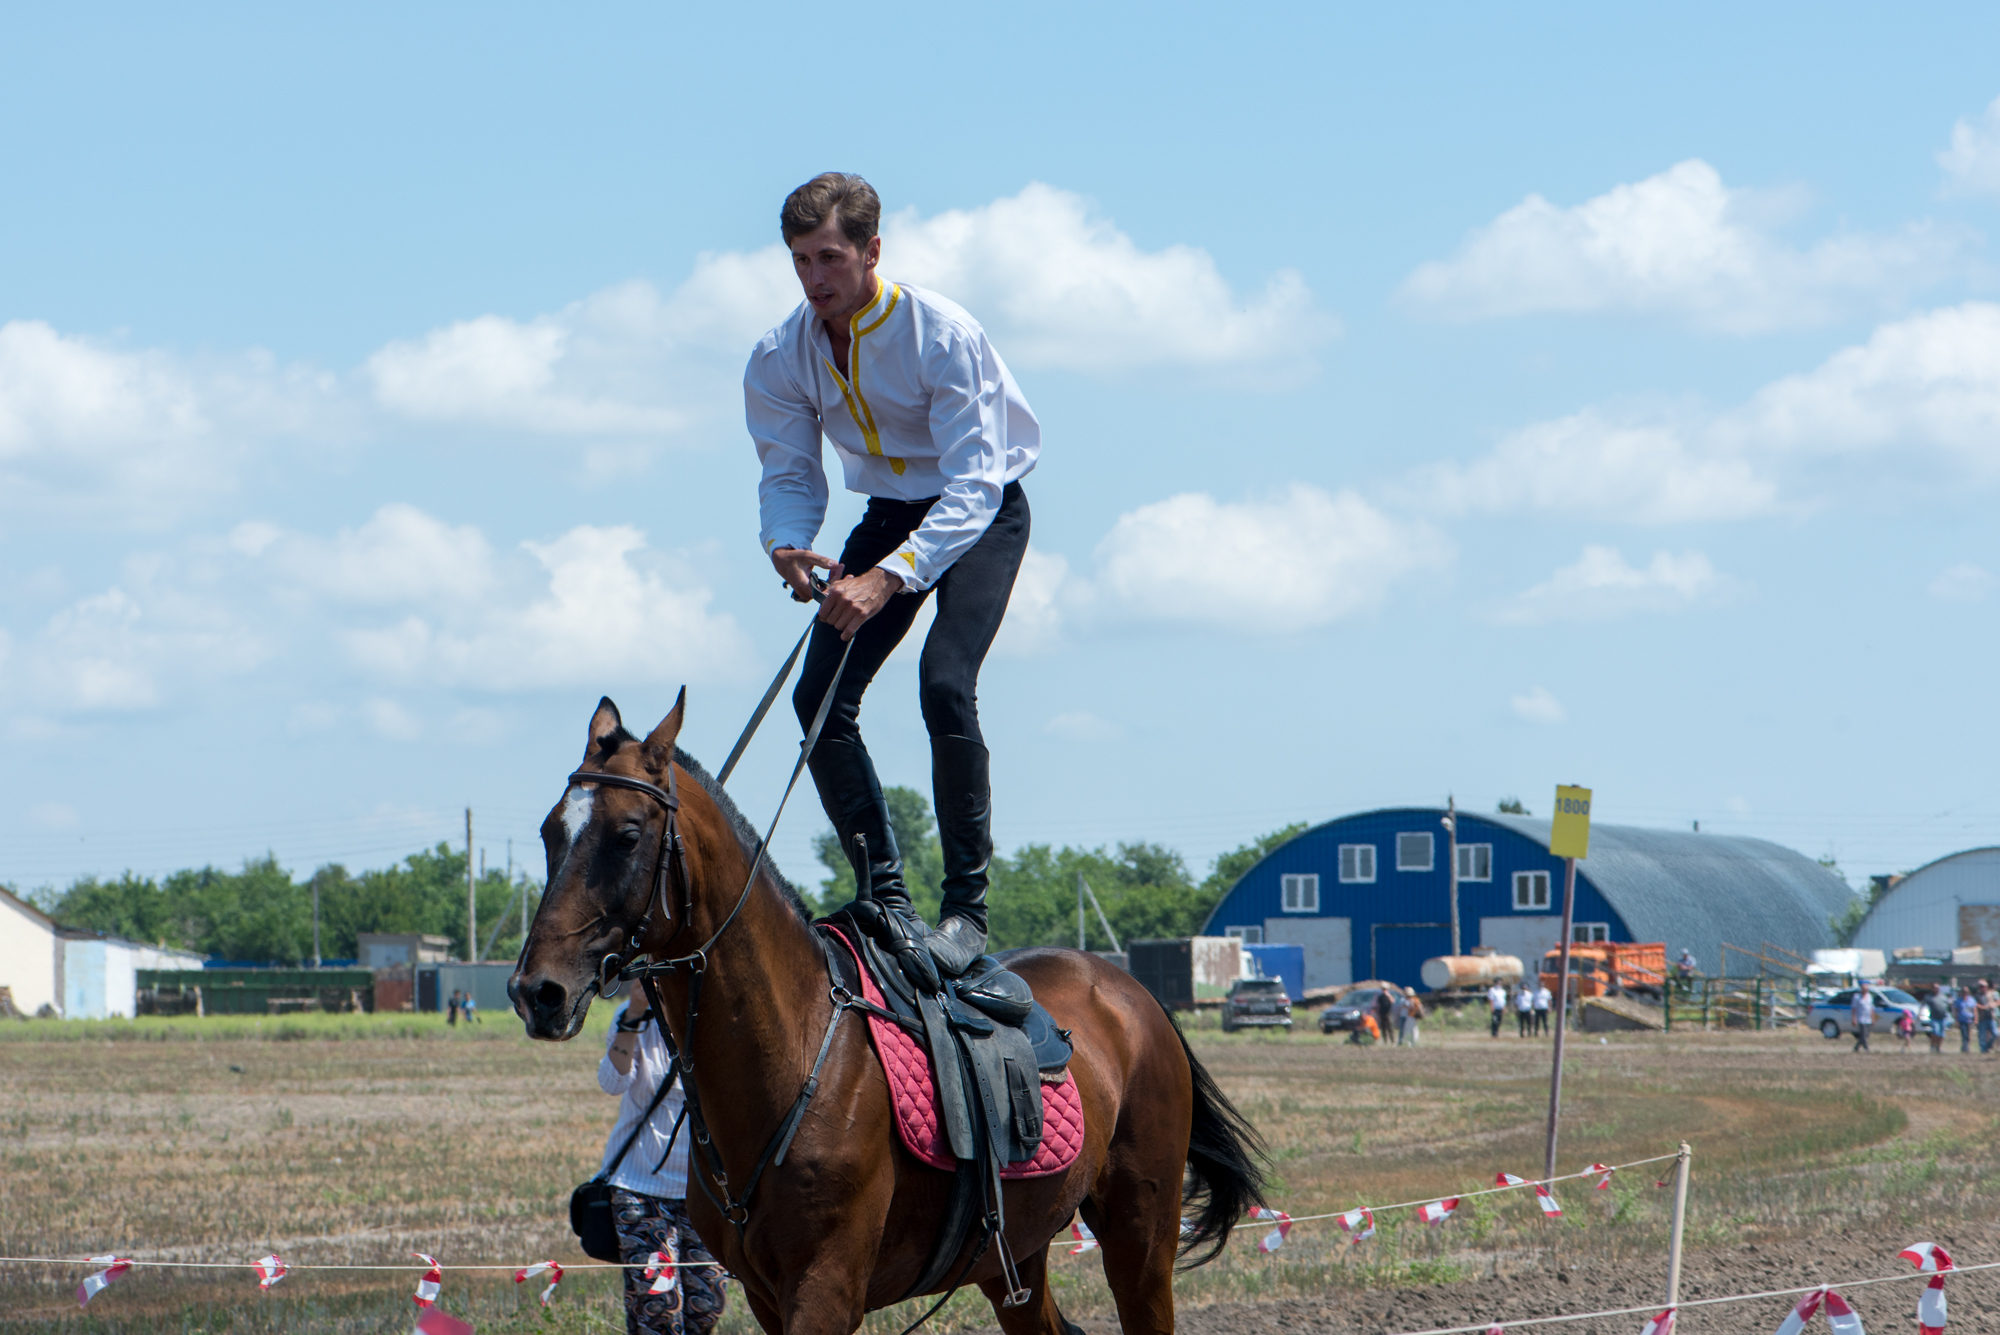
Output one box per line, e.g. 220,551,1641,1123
928,734,993,977
807,738,941,992
806,738,910,909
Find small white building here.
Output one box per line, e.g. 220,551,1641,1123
1853,848,2000,959
0,887,205,1019
0,888,60,1016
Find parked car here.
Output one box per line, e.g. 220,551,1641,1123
1807,987,1921,1039
1319,986,1388,1035
1220,978,1292,1033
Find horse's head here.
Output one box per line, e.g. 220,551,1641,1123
510,692,686,1040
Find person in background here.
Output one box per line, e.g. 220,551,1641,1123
1675,948,1697,983
1487,981,1508,1039
1977,981,1997,1055
462,992,479,1024
447,989,460,1026
1895,1004,1916,1052
1515,981,1534,1037
1925,988,1950,1054
601,988,726,1335
1954,986,1977,1053
1374,988,1394,1044
1533,981,1553,1036
1849,987,1873,1053
1390,990,1410,1047
1403,991,1424,1046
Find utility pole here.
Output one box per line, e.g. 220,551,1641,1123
1077,872,1086,950
466,807,477,963
311,875,321,969
1443,795,1460,957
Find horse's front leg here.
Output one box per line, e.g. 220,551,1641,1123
771,1219,882,1335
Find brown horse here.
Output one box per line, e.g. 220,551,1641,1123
511,694,1264,1335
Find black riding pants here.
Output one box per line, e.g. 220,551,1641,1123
793,482,1030,749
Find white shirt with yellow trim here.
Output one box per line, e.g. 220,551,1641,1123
745,278,1039,592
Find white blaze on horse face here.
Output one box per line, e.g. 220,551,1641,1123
561,786,594,843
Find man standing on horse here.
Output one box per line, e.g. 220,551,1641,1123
745,172,1037,984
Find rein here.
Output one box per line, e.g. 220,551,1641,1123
565,605,853,1238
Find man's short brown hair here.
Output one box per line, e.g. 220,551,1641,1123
781,173,881,247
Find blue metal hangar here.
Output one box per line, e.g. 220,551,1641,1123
1199,808,1858,993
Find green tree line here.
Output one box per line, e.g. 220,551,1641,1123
27,793,1299,964
31,847,533,965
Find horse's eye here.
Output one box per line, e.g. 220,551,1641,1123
620,825,644,848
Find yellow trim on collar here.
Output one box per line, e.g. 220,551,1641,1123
820,282,907,476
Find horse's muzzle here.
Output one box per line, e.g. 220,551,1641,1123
511,969,587,1041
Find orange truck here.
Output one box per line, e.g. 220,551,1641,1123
1539,942,1667,1001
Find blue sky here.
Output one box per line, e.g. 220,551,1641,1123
6,4,2000,898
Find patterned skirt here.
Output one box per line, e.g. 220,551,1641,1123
612,1188,728,1335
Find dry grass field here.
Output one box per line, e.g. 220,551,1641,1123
4,1005,2000,1334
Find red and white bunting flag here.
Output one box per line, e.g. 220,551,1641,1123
411,1253,442,1307
1488,1325,1505,1334
1069,1220,1100,1254
1495,1172,1527,1187
1418,1197,1460,1226
252,1254,287,1290
515,1260,564,1307
1535,1184,1562,1218
76,1256,131,1308
1774,1287,1826,1335
645,1248,678,1295
1900,1241,1954,1273
1821,1289,1863,1335
1919,1273,1947,1335
1337,1207,1375,1244
1591,1163,1615,1190
1638,1309,1675,1335
1249,1206,1293,1253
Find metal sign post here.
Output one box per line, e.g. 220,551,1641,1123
1543,784,1592,1182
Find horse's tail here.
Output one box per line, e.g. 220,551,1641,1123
1163,1001,1268,1268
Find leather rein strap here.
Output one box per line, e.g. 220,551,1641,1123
566,614,855,1238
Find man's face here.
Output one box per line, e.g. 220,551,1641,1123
790,215,881,326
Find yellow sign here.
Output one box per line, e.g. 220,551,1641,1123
1550,785,1592,860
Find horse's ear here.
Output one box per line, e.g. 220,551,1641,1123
641,688,686,772
586,697,624,760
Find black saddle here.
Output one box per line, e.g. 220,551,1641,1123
817,911,1072,1306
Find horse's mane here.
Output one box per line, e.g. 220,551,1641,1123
671,745,815,926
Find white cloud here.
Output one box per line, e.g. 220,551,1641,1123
1426,302,2000,521
1940,96,2000,197
248,504,497,606
1929,563,1995,603
364,185,1335,437
1493,546,1730,624
8,570,269,714
1421,409,1777,524
884,183,1336,376
1086,485,1449,633
0,320,338,528
338,522,749,691
1402,160,1965,333
1511,687,1566,725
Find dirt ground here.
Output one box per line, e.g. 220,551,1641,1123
3,1010,1999,1333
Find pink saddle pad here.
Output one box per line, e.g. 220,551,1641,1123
824,926,1084,1177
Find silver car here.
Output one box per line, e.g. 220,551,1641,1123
1807,987,1920,1039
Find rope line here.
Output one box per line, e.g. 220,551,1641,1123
1273,1151,1682,1226
1384,1257,2000,1335
0,1258,724,1271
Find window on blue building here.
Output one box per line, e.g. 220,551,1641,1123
1281,874,1320,912
1456,843,1492,880
1513,871,1551,909
1397,832,1433,871
1339,845,1375,882
1573,923,1609,943
1226,926,1264,944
